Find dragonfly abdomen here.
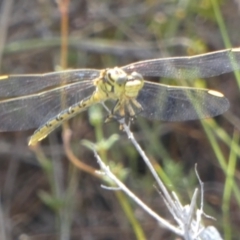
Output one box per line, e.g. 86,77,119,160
28,94,97,145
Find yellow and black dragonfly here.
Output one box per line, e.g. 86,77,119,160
0,48,239,145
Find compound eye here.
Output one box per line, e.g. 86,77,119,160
116,75,128,84
107,68,128,84
130,72,143,81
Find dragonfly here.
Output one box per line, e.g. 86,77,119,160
0,48,239,145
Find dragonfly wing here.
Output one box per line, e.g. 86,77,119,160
136,82,229,121
122,48,240,79
0,81,95,131
0,69,100,97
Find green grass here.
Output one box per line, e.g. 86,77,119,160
1,0,240,239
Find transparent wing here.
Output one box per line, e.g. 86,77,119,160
137,81,229,121
122,48,240,79
0,69,100,97
0,80,95,131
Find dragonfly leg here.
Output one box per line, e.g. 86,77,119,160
131,98,143,111
105,97,143,123
126,101,135,117
129,98,144,117
105,99,125,122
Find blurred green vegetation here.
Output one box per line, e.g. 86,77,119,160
0,0,240,239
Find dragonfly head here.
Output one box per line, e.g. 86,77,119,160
105,67,128,85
